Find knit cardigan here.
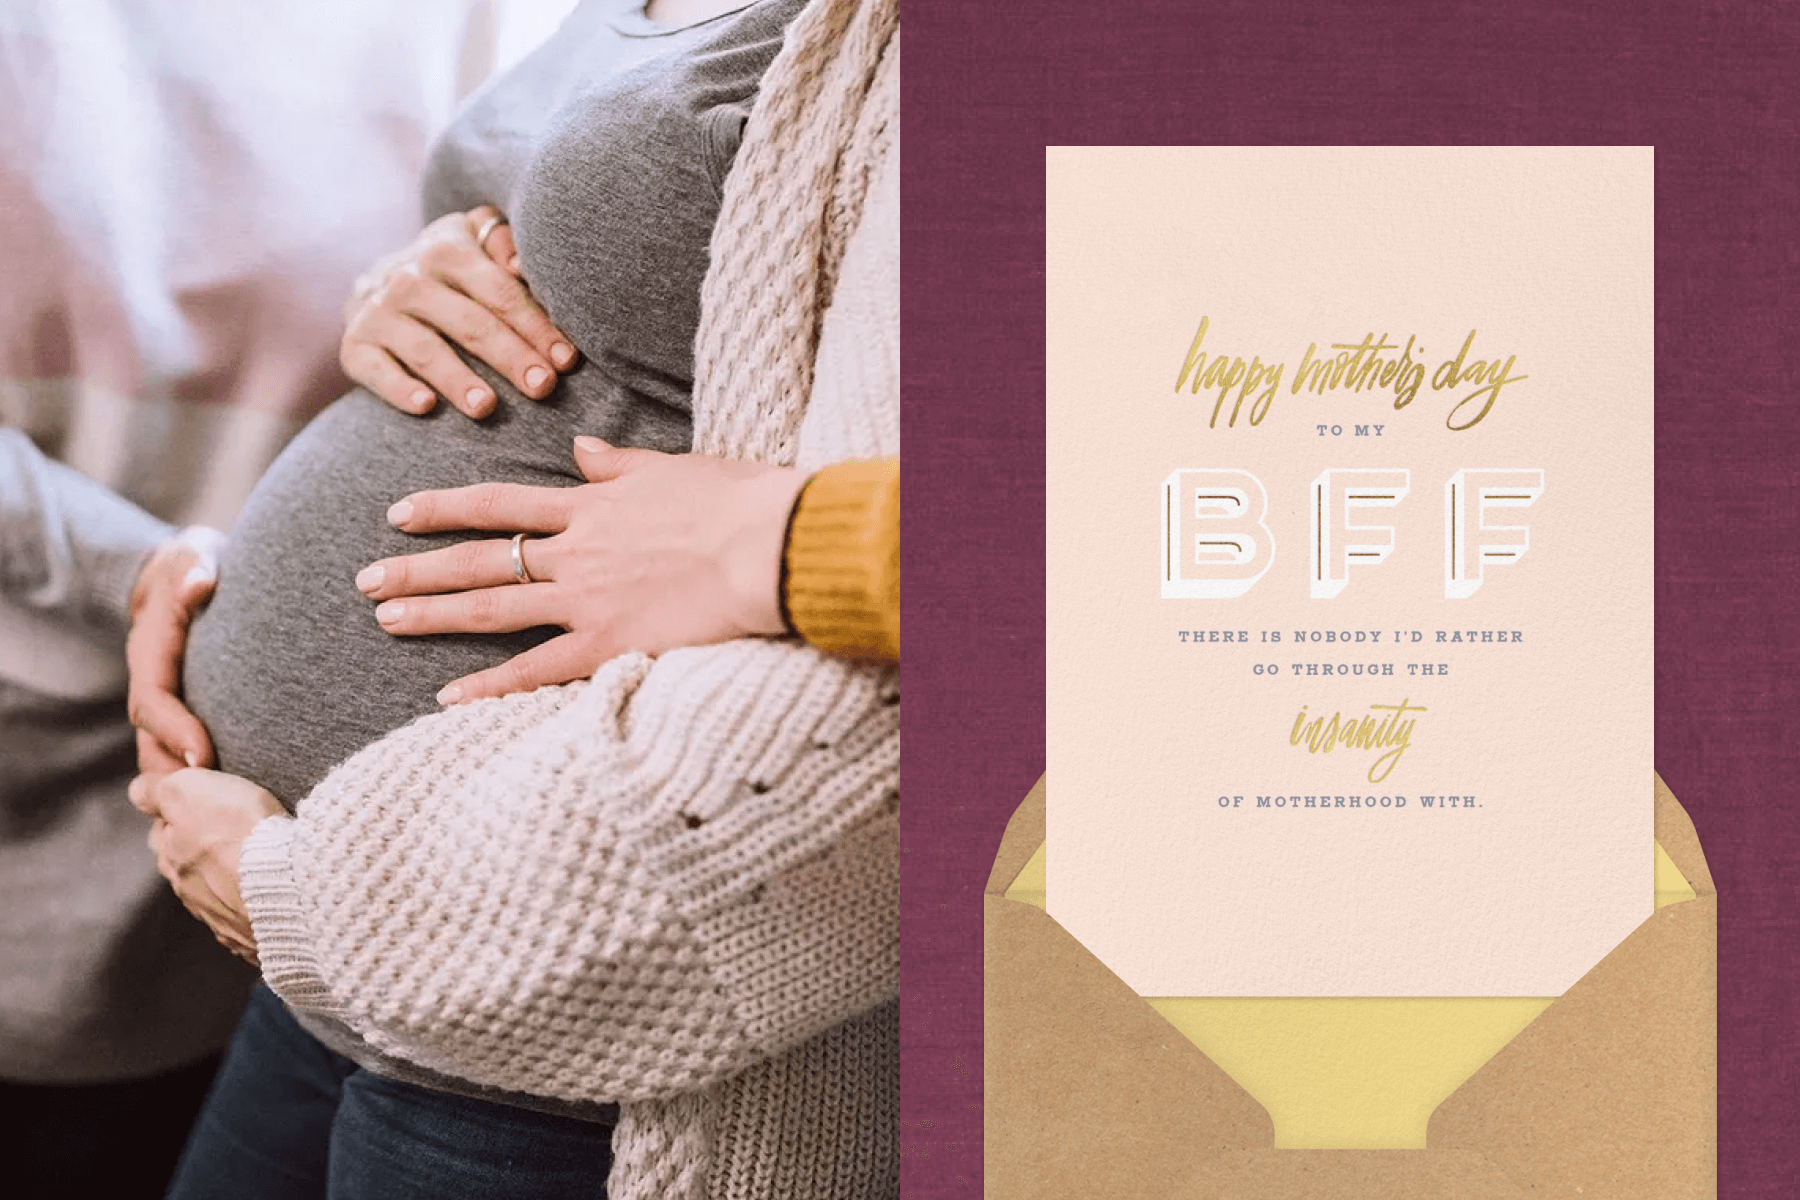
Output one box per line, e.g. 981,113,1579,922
237,0,900,1197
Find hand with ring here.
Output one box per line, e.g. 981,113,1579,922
339,204,579,419
357,436,806,703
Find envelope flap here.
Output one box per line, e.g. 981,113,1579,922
1429,780,1715,1197
1654,773,1714,896
1207,1150,1530,1198
985,893,1273,1197
986,774,1046,896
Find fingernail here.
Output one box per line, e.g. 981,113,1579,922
182,564,217,589
410,388,434,411
355,564,386,593
128,776,145,805
550,342,575,367
184,749,199,768
437,683,462,705
575,436,605,454
465,386,493,414
376,601,405,625
509,255,522,273
524,365,549,391
387,500,413,526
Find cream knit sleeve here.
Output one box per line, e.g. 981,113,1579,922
238,640,898,1106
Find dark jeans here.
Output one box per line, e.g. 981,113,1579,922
0,1053,219,1200
165,986,614,1200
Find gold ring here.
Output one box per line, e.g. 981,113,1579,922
510,532,536,584
475,214,507,252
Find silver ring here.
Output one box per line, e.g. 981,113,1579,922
474,214,507,252
510,532,536,584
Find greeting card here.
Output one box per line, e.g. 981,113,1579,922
1046,146,1653,997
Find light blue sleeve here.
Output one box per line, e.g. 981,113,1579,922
0,428,174,634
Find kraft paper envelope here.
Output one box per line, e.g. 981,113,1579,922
985,774,1715,1198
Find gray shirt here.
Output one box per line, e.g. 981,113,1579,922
185,0,801,810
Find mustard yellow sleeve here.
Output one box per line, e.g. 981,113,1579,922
782,458,899,662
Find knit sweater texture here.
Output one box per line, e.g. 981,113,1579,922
238,0,900,1195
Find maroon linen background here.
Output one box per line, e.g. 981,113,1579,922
900,1,1800,1195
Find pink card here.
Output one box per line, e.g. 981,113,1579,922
1046,147,1653,996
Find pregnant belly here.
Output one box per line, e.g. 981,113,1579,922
183,390,572,808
